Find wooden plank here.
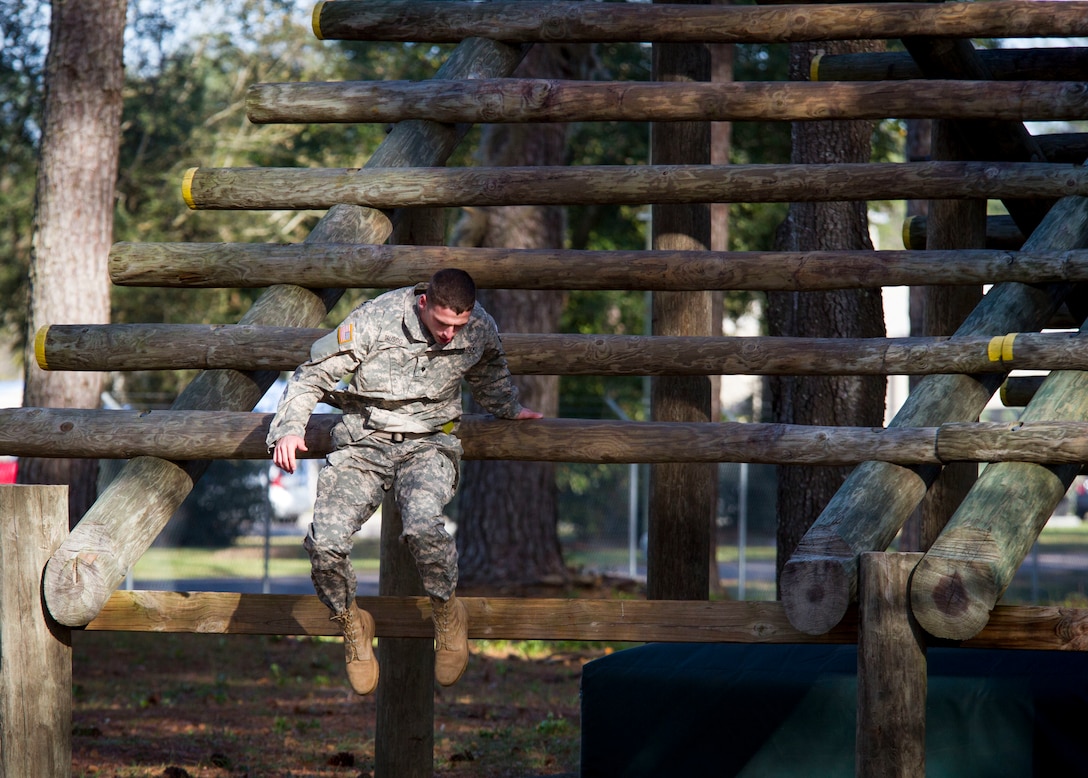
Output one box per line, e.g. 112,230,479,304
107,242,1088,291
314,0,1088,43
780,193,1088,636
41,36,529,631
35,325,1088,376
82,588,1088,652
856,552,926,778
247,78,1088,125
183,161,1088,211
85,590,859,643
0,486,71,778
812,47,1088,82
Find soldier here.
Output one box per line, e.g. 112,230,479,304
267,268,541,695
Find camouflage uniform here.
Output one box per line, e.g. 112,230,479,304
266,285,524,613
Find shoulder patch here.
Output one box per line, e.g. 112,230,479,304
338,322,354,345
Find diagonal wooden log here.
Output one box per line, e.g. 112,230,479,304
246,79,1088,125
780,194,1088,636
901,37,1053,234
910,323,1088,641
107,242,1088,291
811,47,1088,82
33,325,1088,377
182,161,1088,210
41,37,529,630
313,0,1088,44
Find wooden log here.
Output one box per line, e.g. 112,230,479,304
812,47,1088,82
903,214,1023,250
856,552,926,778
107,242,1088,291
80,588,1088,652
9,407,1088,467
34,324,1088,376
1034,133,1088,165
84,591,860,642
247,78,1088,125
0,486,71,777
999,375,1046,407
911,361,1088,641
313,0,1088,43
376,498,432,778
182,161,1088,211
0,410,943,466
41,37,529,629
780,193,1088,636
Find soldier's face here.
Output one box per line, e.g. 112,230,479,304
419,296,472,345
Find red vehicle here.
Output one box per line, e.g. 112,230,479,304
0,457,16,485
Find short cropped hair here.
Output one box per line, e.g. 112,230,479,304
426,268,476,313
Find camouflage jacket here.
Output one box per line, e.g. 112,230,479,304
266,285,524,448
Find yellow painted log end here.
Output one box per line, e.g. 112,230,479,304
902,216,916,249
312,1,325,40
34,326,49,370
181,167,198,210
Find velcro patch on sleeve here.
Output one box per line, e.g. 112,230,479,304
338,323,354,345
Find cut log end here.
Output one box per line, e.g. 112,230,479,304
780,556,854,635
909,557,996,641
42,550,127,627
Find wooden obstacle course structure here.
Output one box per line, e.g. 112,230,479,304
7,1,1088,775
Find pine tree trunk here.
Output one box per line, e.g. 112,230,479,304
19,0,125,525
767,38,887,585
455,43,586,588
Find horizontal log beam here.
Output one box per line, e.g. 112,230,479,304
183,162,1088,211
812,47,1088,82
246,79,1088,125
108,243,1088,291
85,591,857,642
4,408,1088,466
903,214,1024,250
313,0,1088,44
34,325,1088,376
0,410,935,464
82,590,1088,652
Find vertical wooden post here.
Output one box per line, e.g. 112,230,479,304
0,485,72,777
376,496,434,778
374,204,448,777
648,0,714,601
857,552,926,778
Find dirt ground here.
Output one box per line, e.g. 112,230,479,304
70,586,626,778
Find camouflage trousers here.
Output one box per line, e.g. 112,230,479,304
304,432,462,613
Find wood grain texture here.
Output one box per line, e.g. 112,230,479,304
315,0,1088,43
185,162,1088,210
81,588,1088,652
36,324,1088,375
108,242,1088,291
247,79,1088,124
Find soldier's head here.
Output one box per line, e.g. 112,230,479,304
419,268,476,345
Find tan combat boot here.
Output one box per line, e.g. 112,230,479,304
431,593,469,686
330,602,379,695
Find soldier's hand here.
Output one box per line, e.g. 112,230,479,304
516,407,543,420
273,435,307,474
